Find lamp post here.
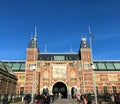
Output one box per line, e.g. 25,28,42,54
89,26,98,104
38,72,40,95
31,64,36,103
31,28,37,103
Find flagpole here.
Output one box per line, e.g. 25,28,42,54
89,26,98,104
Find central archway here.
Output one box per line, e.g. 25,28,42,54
52,82,67,98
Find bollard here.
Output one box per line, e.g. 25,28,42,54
22,96,24,102
12,95,15,103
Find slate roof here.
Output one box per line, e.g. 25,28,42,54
38,53,80,61
28,38,37,48
80,38,90,48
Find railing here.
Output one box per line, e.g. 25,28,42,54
0,94,24,104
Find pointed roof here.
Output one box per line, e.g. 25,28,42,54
80,38,90,48
28,37,37,48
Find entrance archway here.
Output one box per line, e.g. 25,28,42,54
52,82,67,98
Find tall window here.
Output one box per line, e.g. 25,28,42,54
103,86,108,94
96,86,99,94
112,86,116,94
20,87,24,95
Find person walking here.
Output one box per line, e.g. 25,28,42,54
83,95,87,104
43,93,50,104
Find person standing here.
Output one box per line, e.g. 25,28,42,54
111,94,115,103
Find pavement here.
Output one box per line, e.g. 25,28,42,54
9,99,112,104
52,99,78,104
52,99,112,104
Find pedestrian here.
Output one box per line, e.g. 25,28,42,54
24,94,31,104
87,93,92,104
79,94,83,104
43,93,50,104
35,95,41,104
111,94,115,103
83,94,87,104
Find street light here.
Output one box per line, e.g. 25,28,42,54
89,26,98,104
38,72,40,95
31,27,37,103
31,64,36,103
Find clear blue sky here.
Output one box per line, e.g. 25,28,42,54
0,0,120,60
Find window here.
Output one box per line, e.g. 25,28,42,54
112,86,116,94
84,64,90,70
71,71,75,78
96,86,99,94
20,87,24,95
103,86,108,94
28,64,36,70
97,63,106,70
54,56,65,61
114,63,120,69
105,63,114,70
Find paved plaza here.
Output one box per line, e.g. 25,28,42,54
9,98,111,104
52,99,78,104
52,99,111,104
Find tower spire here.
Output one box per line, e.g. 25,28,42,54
35,25,37,38
35,26,37,37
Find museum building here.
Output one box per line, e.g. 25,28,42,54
2,36,120,98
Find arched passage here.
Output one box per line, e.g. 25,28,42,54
52,82,67,98
71,86,77,98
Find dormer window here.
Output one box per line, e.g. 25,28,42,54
84,45,86,48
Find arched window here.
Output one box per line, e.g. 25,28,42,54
44,71,48,78
71,71,75,78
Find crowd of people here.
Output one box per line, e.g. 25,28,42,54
75,93,92,104
24,92,54,104
24,92,120,104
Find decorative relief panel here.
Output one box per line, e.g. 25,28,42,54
18,75,25,81
95,74,100,81
101,75,108,81
108,74,118,81
53,66,66,78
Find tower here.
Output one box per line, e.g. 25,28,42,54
79,38,94,93
25,35,39,94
